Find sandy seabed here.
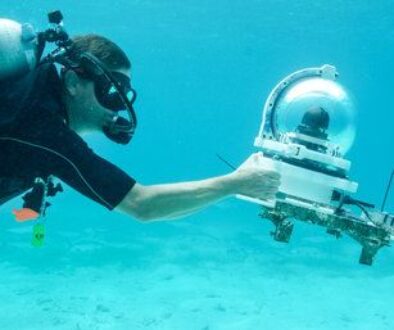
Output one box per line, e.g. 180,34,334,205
0,211,393,330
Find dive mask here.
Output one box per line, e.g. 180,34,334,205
75,53,137,144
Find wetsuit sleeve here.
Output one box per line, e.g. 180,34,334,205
19,116,136,210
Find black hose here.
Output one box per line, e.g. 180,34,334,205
216,154,236,170
381,169,394,211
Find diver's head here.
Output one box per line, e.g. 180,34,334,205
62,34,134,140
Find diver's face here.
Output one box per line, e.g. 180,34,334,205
72,68,131,133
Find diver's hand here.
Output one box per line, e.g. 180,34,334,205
229,152,281,200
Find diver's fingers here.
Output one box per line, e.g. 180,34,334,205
266,170,281,180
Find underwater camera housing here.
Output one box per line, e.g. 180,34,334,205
238,65,394,265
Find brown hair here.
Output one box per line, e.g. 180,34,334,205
68,34,131,70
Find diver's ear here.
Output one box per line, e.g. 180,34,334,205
62,70,80,96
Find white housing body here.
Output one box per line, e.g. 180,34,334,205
262,153,356,204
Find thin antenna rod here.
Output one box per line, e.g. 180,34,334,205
216,154,237,170
381,169,394,211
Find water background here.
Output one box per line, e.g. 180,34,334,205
1,1,394,329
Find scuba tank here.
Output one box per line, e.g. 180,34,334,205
0,19,38,80
0,11,70,82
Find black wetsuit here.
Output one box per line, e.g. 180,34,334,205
0,64,136,210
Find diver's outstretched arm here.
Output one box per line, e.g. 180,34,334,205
115,152,280,222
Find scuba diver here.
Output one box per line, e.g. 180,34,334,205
0,12,280,223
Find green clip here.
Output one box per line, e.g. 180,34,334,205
32,223,45,247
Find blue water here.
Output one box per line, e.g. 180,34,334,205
1,1,394,329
